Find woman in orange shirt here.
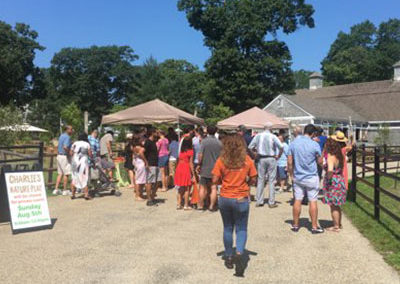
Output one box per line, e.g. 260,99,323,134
212,134,257,274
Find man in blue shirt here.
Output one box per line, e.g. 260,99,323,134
54,125,73,195
249,122,283,208
288,124,324,234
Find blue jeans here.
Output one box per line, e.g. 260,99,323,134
219,196,250,257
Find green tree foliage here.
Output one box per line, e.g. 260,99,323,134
205,103,234,126
60,102,83,135
322,19,400,85
49,46,140,126
178,0,315,112
374,124,390,146
0,105,24,145
130,57,206,114
293,69,312,89
0,21,45,105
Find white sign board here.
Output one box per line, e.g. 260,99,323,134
5,171,51,231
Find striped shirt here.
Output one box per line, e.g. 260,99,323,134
248,130,282,156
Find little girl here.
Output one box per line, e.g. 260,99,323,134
174,137,195,210
132,137,147,201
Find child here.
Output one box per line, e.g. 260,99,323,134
132,137,147,201
174,137,195,210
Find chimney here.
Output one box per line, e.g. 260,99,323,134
309,72,323,90
394,60,400,82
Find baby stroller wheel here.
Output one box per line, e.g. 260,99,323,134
114,191,122,197
110,189,116,195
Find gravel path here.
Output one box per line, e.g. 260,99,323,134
0,188,399,283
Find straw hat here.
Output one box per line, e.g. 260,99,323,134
330,131,348,143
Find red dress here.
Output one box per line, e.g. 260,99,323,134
174,150,193,187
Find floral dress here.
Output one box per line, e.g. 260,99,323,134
71,141,91,189
322,165,347,206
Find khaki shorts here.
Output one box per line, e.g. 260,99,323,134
146,166,161,184
57,155,71,175
168,160,177,177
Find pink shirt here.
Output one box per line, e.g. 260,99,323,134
157,138,169,157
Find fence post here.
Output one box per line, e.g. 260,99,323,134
383,144,387,173
374,147,380,221
361,144,366,178
350,144,357,202
38,142,44,171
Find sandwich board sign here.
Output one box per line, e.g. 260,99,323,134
2,170,52,234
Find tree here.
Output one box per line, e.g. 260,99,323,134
293,69,312,89
158,59,206,112
129,58,207,114
178,0,315,112
322,19,400,85
49,45,140,126
0,105,24,145
128,56,163,105
0,21,45,105
60,102,83,134
204,103,234,126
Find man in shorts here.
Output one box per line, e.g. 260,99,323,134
144,128,160,207
100,130,115,179
54,125,73,195
288,124,324,234
197,126,222,211
276,133,289,193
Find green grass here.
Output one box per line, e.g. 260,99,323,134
344,176,400,271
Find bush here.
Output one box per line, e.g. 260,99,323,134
0,105,24,146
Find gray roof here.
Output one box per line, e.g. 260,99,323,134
293,80,400,121
283,95,366,123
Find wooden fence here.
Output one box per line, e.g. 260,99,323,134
350,145,400,223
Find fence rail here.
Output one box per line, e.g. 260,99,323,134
350,144,400,224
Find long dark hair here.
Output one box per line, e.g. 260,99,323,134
181,137,193,153
325,138,344,169
78,132,89,143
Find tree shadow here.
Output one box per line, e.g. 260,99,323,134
216,248,258,278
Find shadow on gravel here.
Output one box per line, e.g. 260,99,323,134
285,218,333,232
216,249,258,278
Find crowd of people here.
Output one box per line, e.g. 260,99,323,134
53,122,353,275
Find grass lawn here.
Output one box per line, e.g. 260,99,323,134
344,176,400,271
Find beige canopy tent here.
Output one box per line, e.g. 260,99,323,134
101,99,204,125
217,107,288,129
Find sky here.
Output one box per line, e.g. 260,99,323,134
1,0,400,72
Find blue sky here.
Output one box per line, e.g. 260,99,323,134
1,0,399,72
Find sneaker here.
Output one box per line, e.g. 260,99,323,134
311,227,325,234
52,189,61,195
291,225,300,232
268,203,278,209
255,203,264,208
62,190,72,196
146,200,158,207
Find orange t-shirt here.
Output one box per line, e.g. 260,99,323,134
212,155,257,199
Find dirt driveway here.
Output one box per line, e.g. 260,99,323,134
0,188,398,283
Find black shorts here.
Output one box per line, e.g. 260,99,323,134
199,177,212,186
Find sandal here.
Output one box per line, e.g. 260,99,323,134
326,227,341,232
183,206,192,211
176,205,183,210
84,196,93,201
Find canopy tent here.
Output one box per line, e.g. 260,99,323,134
217,107,289,130
0,123,48,132
101,99,204,125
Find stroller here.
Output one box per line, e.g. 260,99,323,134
89,157,121,197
